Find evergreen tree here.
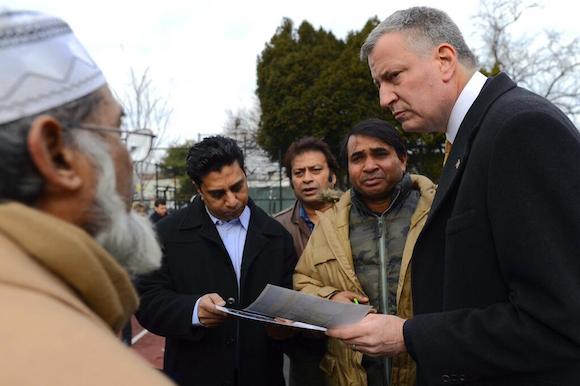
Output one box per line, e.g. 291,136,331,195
159,141,196,206
256,18,446,182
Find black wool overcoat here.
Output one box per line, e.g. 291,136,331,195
136,197,297,386
407,73,580,385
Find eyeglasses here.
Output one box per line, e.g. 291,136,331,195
67,123,156,162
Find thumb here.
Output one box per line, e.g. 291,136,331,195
207,293,226,306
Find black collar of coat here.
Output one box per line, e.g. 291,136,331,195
174,196,285,285
427,72,516,223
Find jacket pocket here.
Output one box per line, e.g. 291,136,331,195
311,247,338,265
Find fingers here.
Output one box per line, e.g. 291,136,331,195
330,290,369,304
326,323,364,340
198,293,228,327
326,314,407,357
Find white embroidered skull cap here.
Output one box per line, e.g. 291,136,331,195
0,10,106,125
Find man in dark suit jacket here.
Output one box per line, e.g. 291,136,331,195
136,136,297,386
327,6,580,385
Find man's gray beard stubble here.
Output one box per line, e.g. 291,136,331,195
73,130,162,274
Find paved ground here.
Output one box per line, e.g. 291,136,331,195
127,316,290,383
128,316,164,369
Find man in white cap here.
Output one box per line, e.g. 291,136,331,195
0,10,174,385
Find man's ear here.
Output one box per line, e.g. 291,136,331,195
436,43,458,82
192,181,202,197
27,115,83,192
399,153,408,173
329,173,337,187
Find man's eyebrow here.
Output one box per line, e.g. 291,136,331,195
350,149,365,158
229,178,245,189
207,188,225,195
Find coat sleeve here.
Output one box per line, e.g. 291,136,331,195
134,253,206,341
280,228,299,290
293,226,341,299
406,110,580,382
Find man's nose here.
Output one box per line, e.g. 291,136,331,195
362,157,378,172
379,85,397,110
302,171,314,183
224,191,238,208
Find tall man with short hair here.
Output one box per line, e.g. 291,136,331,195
136,136,297,386
295,119,436,386
274,137,339,386
0,10,173,386
328,7,580,385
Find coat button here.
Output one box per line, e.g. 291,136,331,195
227,297,236,305
441,374,450,383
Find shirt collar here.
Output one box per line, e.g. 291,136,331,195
206,205,251,230
298,202,315,231
446,71,487,144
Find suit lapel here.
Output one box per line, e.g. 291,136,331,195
240,201,269,288
426,73,516,227
180,197,223,246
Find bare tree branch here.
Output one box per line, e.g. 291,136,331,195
119,67,173,200
474,0,580,124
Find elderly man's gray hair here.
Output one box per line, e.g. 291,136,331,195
361,6,477,69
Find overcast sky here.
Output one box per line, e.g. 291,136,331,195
3,0,579,146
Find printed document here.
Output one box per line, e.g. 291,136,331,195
216,284,372,331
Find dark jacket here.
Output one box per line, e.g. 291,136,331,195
406,73,580,385
135,197,297,386
273,200,312,259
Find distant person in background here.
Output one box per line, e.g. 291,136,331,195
273,137,340,386
133,201,149,216
149,198,167,223
0,9,173,385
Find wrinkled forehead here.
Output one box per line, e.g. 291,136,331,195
291,150,330,168
0,10,106,124
347,134,392,154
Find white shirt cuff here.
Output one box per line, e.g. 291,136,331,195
191,297,203,326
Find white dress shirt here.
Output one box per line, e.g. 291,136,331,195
446,71,488,144
191,205,251,326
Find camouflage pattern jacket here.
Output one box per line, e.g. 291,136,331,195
294,174,436,386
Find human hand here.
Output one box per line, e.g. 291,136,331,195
330,290,369,305
326,314,407,357
198,293,228,327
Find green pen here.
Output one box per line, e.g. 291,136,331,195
353,298,359,304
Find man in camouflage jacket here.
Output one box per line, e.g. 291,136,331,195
294,119,435,386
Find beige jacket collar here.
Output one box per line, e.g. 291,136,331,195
0,202,138,332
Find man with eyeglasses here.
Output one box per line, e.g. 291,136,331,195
0,10,173,385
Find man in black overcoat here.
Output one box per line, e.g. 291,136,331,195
327,6,580,385
136,136,297,386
